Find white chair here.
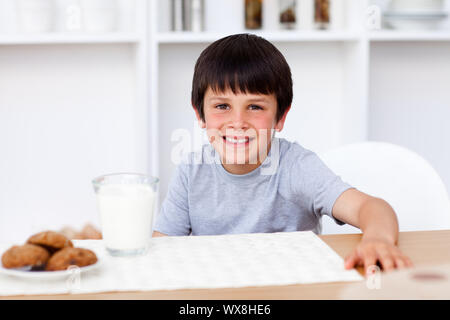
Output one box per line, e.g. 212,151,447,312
318,142,450,235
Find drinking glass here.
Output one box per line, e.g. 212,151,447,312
92,173,158,257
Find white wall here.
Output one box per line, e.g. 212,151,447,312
158,43,206,204
369,42,450,195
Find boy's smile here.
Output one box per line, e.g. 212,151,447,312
221,134,255,147
195,87,289,175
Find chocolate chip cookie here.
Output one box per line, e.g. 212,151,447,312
27,231,73,254
1,244,50,270
45,247,97,271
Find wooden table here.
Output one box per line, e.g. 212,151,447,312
3,230,450,300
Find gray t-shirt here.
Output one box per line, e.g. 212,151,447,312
154,137,353,236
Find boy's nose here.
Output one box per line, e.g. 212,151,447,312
228,109,249,130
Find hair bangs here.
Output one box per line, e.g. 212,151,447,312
208,61,276,97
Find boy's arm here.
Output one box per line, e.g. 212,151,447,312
152,231,167,237
332,189,413,274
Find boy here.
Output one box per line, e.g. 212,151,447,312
153,34,413,274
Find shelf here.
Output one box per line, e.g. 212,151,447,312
156,30,361,44
369,30,450,42
0,33,141,45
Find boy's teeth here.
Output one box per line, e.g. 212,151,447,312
225,137,248,144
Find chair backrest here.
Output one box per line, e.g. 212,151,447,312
318,142,450,234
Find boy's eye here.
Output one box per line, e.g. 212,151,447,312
215,104,229,110
249,105,263,110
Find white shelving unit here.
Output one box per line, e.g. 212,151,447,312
1,0,449,242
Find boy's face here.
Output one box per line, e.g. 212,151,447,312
194,86,289,171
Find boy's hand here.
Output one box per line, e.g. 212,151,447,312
344,237,413,275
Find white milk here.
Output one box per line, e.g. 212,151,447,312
96,183,156,252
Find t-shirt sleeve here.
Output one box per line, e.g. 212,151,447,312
153,164,191,236
289,149,354,226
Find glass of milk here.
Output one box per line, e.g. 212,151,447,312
92,173,158,257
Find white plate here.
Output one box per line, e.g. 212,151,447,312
384,18,446,30
383,11,448,30
0,260,101,280
384,11,448,19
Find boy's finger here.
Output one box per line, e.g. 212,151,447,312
344,251,359,269
363,252,378,275
403,256,414,267
401,255,414,268
378,254,395,272
394,257,406,269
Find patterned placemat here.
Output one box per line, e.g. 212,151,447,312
0,231,363,296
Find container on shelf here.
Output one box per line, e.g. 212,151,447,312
245,0,263,30
0,0,16,34
298,0,314,30
171,0,183,31
171,0,204,32
116,0,136,33
314,0,330,30
388,0,445,13
384,0,447,31
56,0,82,32
17,0,54,33
183,0,204,32
80,0,117,33
383,12,448,30
279,0,296,29
330,0,345,30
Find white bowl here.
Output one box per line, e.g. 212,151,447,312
384,11,448,30
17,0,54,33
388,0,445,13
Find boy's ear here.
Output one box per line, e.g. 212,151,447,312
192,104,206,129
274,106,291,132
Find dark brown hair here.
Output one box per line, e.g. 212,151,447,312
191,33,293,122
